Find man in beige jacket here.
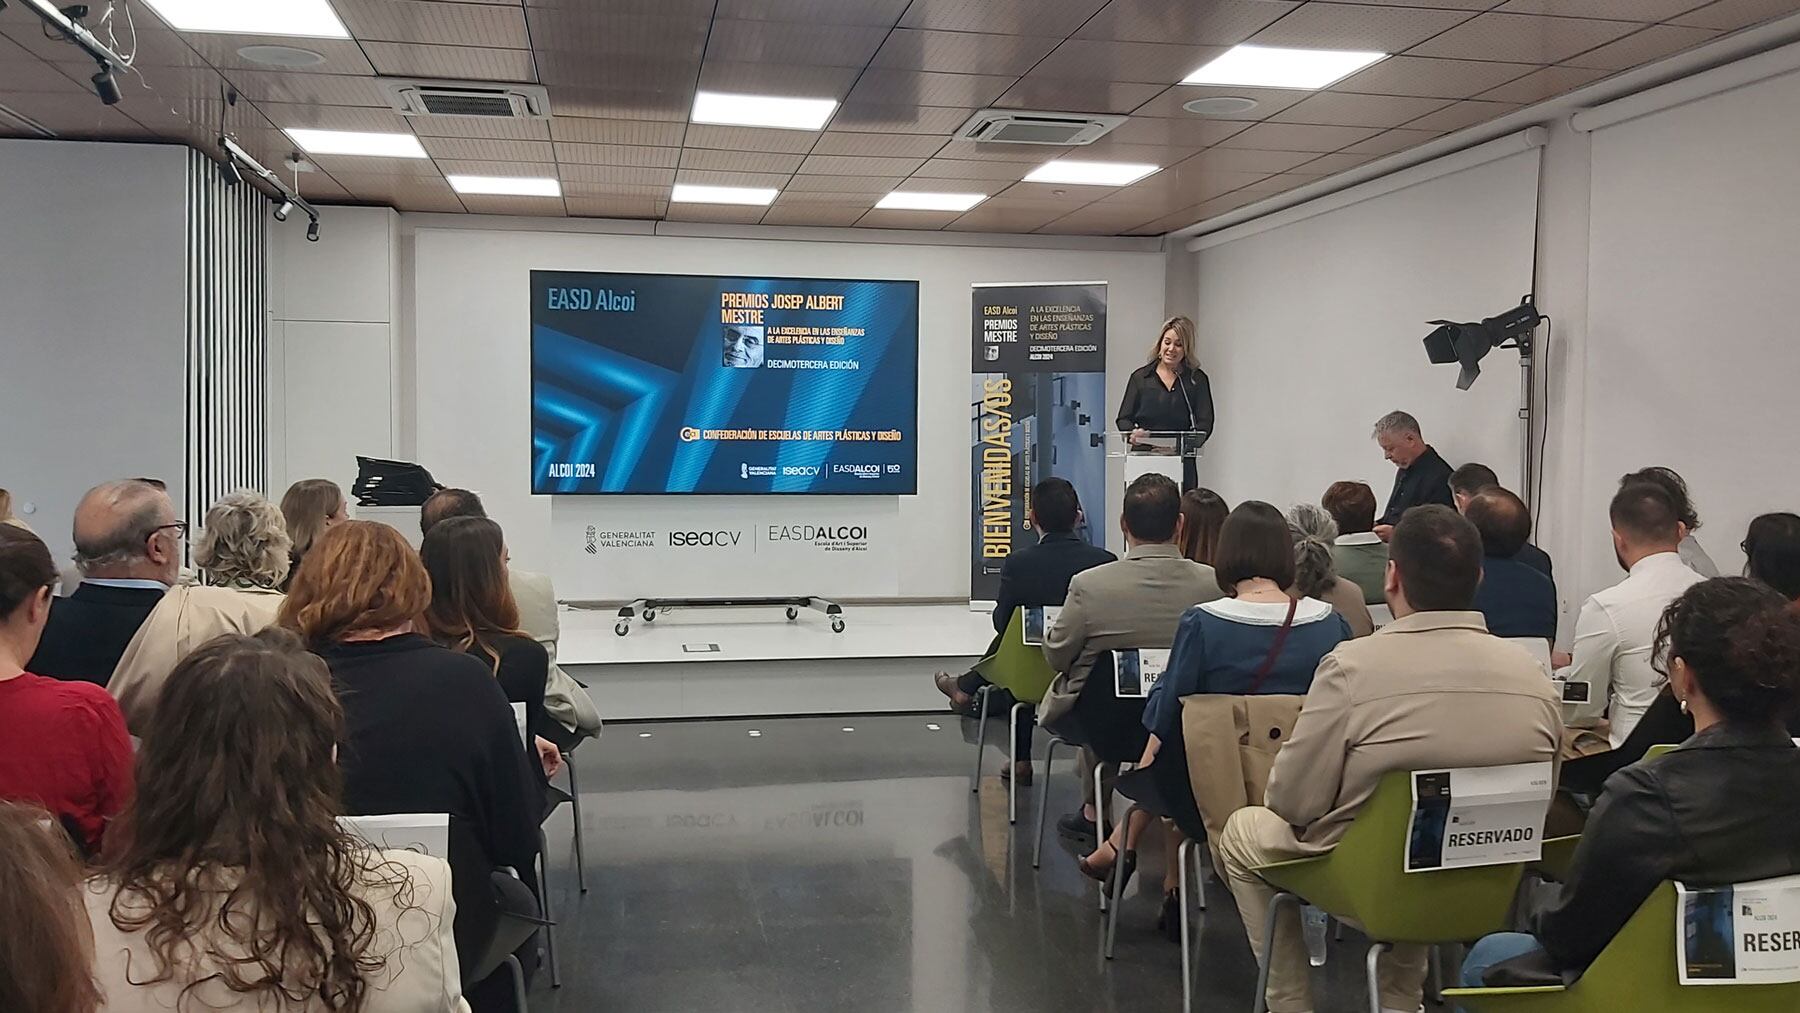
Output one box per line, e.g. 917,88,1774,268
1039,473,1222,839
1217,505,1562,1013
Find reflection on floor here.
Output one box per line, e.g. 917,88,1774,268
532,713,1388,1012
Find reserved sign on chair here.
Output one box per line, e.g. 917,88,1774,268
1678,874,1800,985
1403,762,1553,872
1111,647,1170,699
1021,605,1061,646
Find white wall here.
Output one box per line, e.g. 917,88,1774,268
0,140,188,563
404,224,1165,596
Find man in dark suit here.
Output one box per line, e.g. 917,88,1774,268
29,479,181,684
1372,410,1455,540
1452,462,1554,580
935,477,1114,783
1466,488,1558,642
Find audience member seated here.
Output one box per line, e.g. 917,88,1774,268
280,521,539,1007
1743,511,1800,599
422,515,563,781
85,629,467,1011
1462,577,1800,989
279,477,348,590
1040,474,1220,844
28,479,179,684
0,526,133,857
422,488,602,749
1217,506,1561,1013
1322,480,1388,605
109,489,290,730
1178,487,1228,566
1371,410,1455,541
1449,461,1499,512
1081,501,1350,929
0,488,31,533
933,477,1114,785
0,801,100,1013
1286,503,1374,637
1557,482,1704,748
1621,466,1719,577
1466,488,1558,642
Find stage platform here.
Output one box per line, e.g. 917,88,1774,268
558,602,996,720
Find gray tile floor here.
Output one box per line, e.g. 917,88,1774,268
531,713,1391,1012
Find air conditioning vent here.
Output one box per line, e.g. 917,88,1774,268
956,109,1126,146
382,80,551,119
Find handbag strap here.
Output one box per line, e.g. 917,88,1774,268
1247,598,1300,696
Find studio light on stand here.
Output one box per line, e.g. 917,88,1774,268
1422,293,1549,511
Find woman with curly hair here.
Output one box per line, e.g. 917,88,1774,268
85,628,466,1011
109,489,291,730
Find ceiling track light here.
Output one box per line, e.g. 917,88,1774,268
3,0,131,105
219,135,321,237
306,218,320,243
272,199,295,222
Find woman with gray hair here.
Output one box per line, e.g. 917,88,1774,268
1288,502,1375,638
108,490,291,731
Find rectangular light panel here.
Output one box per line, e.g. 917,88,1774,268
138,0,350,37
1183,44,1387,90
691,91,838,131
1024,160,1160,186
284,129,428,159
876,191,987,212
670,183,779,206
446,175,562,197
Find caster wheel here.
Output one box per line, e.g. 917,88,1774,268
614,621,629,636
643,609,657,622
785,606,799,620
831,618,845,633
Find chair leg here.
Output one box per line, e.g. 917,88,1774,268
1178,838,1194,1013
1428,943,1444,1006
1007,701,1025,825
1034,737,1061,869
503,953,529,1012
1365,942,1393,1013
1094,759,1110,912
538,827,559,989
970,686,991,794
1252,892,1297,1013
565,754,587,894
1104,805,1138,960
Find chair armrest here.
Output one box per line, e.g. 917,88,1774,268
1441,986,1568,997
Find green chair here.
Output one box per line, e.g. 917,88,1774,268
1248,769,1543,1013
1444,883,1800,1012
968,607,1058,825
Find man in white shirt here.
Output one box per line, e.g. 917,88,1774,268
1555,481,1704,747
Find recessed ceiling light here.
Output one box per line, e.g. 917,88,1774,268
237,44,326,67
691,91,837,131
1183,44,1386,90
876,191,987,212
446,175,562,197
670,183,779,206
1183,96,1261,117
285,129,428,159
139,0,349,38
1024,160,1160,187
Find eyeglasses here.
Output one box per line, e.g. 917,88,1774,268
148,521,189,542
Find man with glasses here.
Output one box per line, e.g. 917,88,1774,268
29,479,183,685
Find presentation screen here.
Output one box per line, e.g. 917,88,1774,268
530,270,919,495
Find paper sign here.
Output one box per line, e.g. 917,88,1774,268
1404,761,1554,872
1021,605,1062,646
1112,648,1171,699
1678,875,1800,985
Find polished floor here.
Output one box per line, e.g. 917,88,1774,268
532,713,1394,1012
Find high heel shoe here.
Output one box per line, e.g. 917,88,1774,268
1155,890,1182,942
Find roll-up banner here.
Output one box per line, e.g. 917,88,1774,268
970,282,1108,607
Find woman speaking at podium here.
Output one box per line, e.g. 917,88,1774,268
1116,315,1214,492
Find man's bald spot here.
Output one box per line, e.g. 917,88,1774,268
73,479,170,558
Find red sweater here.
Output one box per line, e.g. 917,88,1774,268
0,672,134,853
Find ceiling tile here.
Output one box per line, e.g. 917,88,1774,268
1294,150,1381,174
784,173,909,192
796,153,931,176
4,21,207,69
409,115,551,141
305,154,445,179
1495,0,1712,18
217,71,393,108
1296,0,1492,9
1335,56,1538,99
362,43,539,82
664,203,771,223
1400,99,1521,132
550,85,692,122
869,30,1063,75
1273,92,1451,127
897,0,1113,36
946,204,1072,232
697,62,863,98
761,204,874,226
332,177,465,212
680,148,808,173
1476,64,1611,104
1563,24,1720,70
1215,121,1384,152
827,103,977,134
548,118,686,145
845,70,1017,108
992,78,1167,114
714,0,912,26
336,1,531,48
1104,115,1255,146
457,194,569,216
554,143,683,167
1074,0,1299,45
704,20,891,67
1408,13,1642,63
1,92,153,138
1028,40,1227,83
1247,4,1479,51
527,12,712,59
566,196,668,219
1073,138,1205,163
855,208,958,229
908,157,1044,181
775,189,891,204
537,54,697,91
558,181,675,199
932,138,1072,161
1672,0,1800,30
1130,84,1313,118
810,132,950,157
419,136,556,162
433,158,562,179
558,164,680,186
177,35,375,75
1340,126,1445,154
0,50,90,95
1177,147,1322,173
673,168,792,188
682,124,820,153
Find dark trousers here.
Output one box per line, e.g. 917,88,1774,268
955,669,1036,760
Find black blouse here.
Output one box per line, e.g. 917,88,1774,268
1116,363,1214,443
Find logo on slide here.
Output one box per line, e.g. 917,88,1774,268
583,526,597,555
679,427,701,442
833,463,881,480
668,530,743,548
741,463,748,479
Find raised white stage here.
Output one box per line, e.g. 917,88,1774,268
558,602,995,720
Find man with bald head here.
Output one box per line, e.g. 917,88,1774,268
1466,487,1558,643
28,479,182,684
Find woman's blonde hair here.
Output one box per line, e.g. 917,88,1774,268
279,521,429,647
194,490,291,589
280,479,344,563
1147,315,1199,371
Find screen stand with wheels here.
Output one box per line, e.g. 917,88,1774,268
615,596,845,636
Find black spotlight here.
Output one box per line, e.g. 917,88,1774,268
1423,295,1543,390
91,66,121,105
220,159,243,186
273,199,294,222
305,218,320,243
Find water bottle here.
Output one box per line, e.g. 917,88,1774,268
1302,905,1329,967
